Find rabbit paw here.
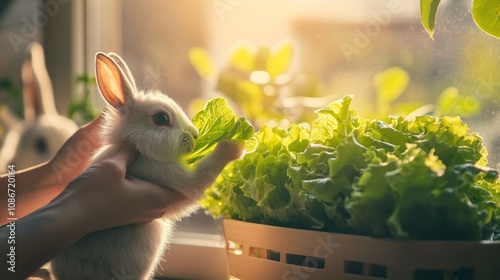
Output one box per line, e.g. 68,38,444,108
213,140,246,162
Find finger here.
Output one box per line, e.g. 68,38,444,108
128,177,187,207
81,111,104,130
49,114,106,186
78,112,105,149
55,113,104,160
105,142,138,172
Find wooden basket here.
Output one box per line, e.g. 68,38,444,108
223,219,500,280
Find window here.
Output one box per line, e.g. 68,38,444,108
1,0,498,279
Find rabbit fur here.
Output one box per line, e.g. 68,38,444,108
50,52,244,280
0,42,78,172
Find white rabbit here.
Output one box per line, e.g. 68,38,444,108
50,52,245,280
0,42,78,172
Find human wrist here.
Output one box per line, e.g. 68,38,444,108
19,161,66,195
38,162,61,191
44,158,71,190
5,162,66,222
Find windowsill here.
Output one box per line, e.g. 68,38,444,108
156,231,228,280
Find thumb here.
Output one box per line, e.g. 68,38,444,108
104,143,138,174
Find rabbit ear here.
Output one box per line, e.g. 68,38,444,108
106,52,138,93
0,106,19,131
22,42,57,121
95,52,135,110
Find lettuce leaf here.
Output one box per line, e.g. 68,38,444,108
186,97,254,164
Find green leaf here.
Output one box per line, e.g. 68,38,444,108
75,73,96,84
420,0,442,39
302,178,337,203
186,97,254,164
188,47,217,79
346,158,398,237
311,95,359,145
436,87,481,117
230,43,255,72
266,41,293,77
472,0,500,38
373,67,409,107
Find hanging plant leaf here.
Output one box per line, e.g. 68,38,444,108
472,0,500,38
420,0,442,39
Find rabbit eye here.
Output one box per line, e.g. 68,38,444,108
34,137,48,154
153,113,170,126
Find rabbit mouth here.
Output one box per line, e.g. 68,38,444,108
182,133,196,152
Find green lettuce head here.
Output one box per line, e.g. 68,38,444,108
196,96,500,240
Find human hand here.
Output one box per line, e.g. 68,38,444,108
48,113,103,188
0,114,105,223
49,143,186,234
0,141,186,280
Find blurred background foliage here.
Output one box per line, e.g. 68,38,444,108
66,73,98,125
188,41,483,127
0,35,494,137
0,73,97,125
0,77,23,119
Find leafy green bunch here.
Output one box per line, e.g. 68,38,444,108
199,95,500,241
186,97,255,165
